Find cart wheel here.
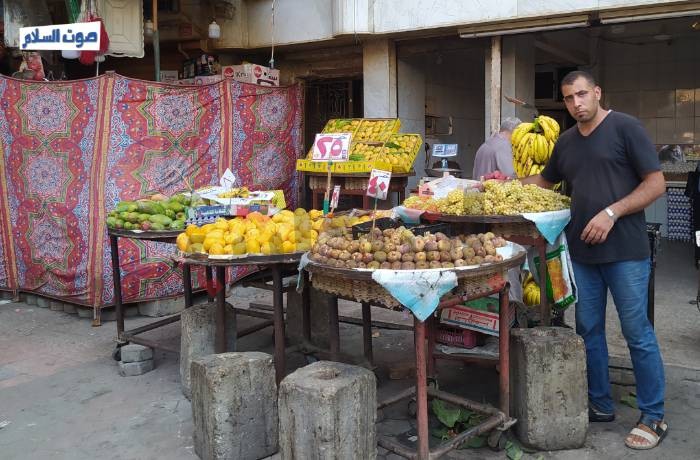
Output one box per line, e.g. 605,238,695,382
487,430,507,451
407,398,417,417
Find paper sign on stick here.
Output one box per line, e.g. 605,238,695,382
219,168,236,189
366,169,391,200
312,133,351,162
330,185,341,209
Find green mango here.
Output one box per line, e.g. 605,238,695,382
165,201,184,212
115,201,135,212
170,219,185,230
148,214,173,226
138,213,151,223
150,222,165,231
124,221,134,230
126,212,140,223
114,219,124,229
164,209,176,219
106,216,117,228
119,211,130,221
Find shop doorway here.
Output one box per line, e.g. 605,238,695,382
304,78,363,153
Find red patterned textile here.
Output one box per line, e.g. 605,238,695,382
0,74,303,308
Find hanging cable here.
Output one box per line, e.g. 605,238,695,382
269,0,275,69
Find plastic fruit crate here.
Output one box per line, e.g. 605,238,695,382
435,326,481,349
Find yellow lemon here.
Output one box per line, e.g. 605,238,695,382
209,243,225,255
281,241,296,253
176,233,189,252
189,229,206,244
185,224,199,237
232,242,247,255
223,244,234,255
246,239,261,254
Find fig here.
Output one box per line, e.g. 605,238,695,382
401,261,416,270
441,262,455,269
338,250,351,261
414,251,427,262
415,261,430,269
429,261,442,269
371,240,384,253
347,240,360,253
450,248,464,261
439,251,452,262
454,259,467,267
391,261,403,270
351,252,364,262
356,262,367,269
463,247,475,259
374,251,388,263
401,252,414,262
424,240,438,252
384,242,397,253
427,251,441,262
398,243,411,255
362,252,375,264
367,261,381,270
473,256,484,265
412,236,425,252
359,239,372,253
437,239,452,252
387,251,402,263
345,260,358,269
380,261,392,269
330,249,341,259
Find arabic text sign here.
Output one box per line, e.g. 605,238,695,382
20,22,101,51
311,133,351,162
367,169,392,200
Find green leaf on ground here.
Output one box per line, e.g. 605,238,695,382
505,440,524,460
620,393,638,409
430,427,451,441
460,435,486,449
432,400,461,428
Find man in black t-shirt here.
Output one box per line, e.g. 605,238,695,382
523,70,667,450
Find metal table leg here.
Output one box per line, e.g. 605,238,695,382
110,234,125,342
414,317,429,459
183,262,193,308
499,283,511,417
328,295,340,360
361,302,373,365
271,264,286,384
215,266,227,353
302,271,311,343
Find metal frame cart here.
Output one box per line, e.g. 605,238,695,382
304,248,526,459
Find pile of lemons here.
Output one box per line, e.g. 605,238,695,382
176,209,374,257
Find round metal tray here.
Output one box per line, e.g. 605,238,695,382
421,212,531,224
181,252,305,267
107,228,182,240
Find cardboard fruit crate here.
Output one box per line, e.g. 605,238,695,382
384,133,422,173
296,158,392,174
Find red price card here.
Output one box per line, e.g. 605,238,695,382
366,169,392,200
312,133,351,162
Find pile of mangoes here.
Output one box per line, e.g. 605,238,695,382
106,193,191,231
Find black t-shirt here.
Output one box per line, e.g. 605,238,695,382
541,111,660,264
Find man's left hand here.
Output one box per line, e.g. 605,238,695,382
581,210,615,244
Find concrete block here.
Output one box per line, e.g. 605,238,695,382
191,352,278,460
118,359,154,376
138,297,185,317
62,302,78,314
36,297,50,309
49,300,63,311
511,327,587,450
77,306,93,318
124,305,139,318
180,303,237,399
279,361,377,460
120,344,153,363
285,287,331,348
22,294,37,306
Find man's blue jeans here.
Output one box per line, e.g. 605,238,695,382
572,258,665,421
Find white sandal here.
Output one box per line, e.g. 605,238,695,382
624,419,668,450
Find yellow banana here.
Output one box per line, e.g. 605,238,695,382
537,117,554,142
511,122,534,147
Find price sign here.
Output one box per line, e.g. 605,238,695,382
330,185,341,209
366,169,392,200
312,133,351,162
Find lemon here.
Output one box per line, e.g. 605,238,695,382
246,239,261,254
176,233,189,252
281,241,296,253
209,243,225,255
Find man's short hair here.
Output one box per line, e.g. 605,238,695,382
561,70,597,88
500,117,522,132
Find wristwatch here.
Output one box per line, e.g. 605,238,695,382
604,207,617,222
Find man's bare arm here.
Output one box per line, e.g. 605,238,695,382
582,170,665,244
519,174,555,189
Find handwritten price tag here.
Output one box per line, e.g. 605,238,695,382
312,133,351,162
366,169,392,200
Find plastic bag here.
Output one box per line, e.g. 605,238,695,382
527,233,577,310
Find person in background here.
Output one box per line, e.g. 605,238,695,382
472,117,522,180
522,70,667,450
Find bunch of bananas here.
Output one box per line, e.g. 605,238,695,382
217,186,250,199
522,273,541,306
511,115,560,178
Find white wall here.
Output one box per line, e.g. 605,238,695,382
397,57,426,192
601,36,700,144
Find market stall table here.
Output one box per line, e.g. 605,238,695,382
422,213,552,326
108,228,211,354
304,247,526,459
180,252,306,384
302,170,415,210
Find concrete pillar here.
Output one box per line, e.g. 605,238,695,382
484,36,501,140
397,56,426,192
510,327,588,450
279,361,377,460
502,35,537,122
180,303,237,399
191,352,278,460
363,38,397,118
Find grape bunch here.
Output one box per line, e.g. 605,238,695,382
477,180,570,215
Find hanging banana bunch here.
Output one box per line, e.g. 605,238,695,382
522,272,541,307
511,115,560,178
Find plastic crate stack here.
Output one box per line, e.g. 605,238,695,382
666,187,692,242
